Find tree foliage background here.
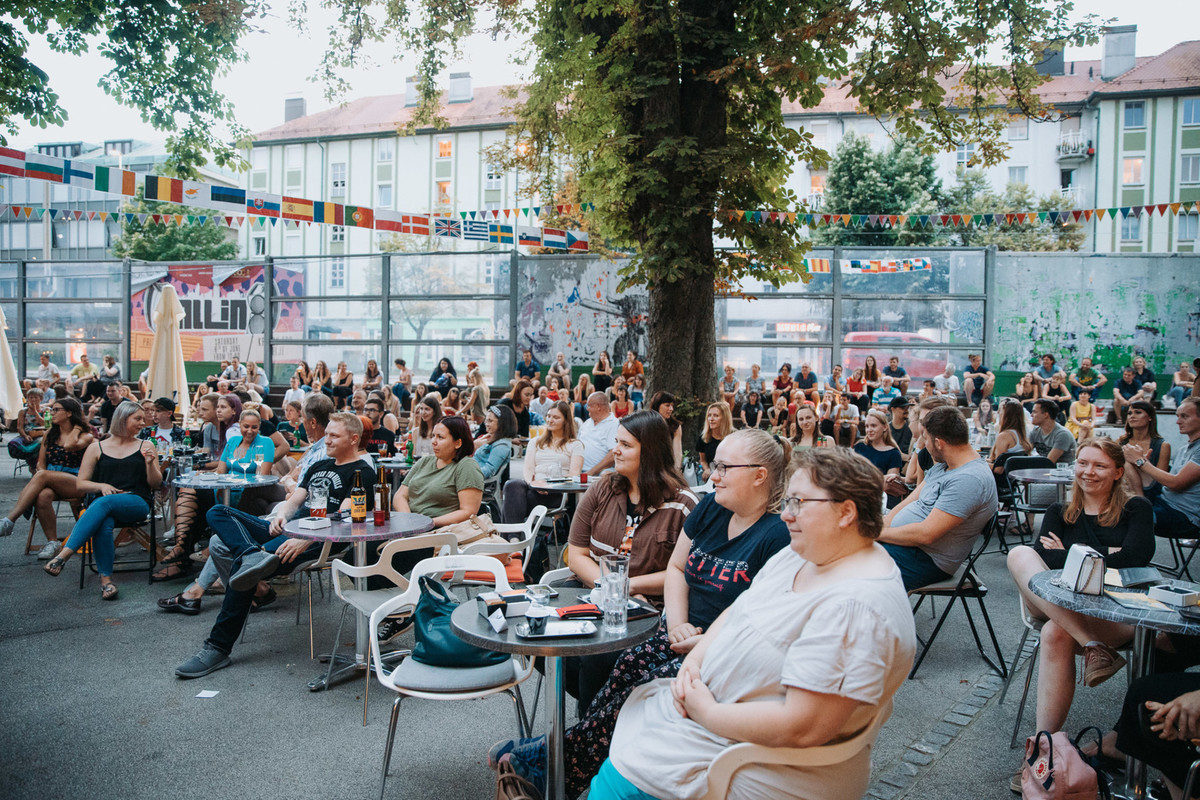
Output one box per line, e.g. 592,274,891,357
110,189,240,261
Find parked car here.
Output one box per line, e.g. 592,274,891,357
842,331,947,381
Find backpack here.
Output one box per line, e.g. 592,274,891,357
1022,728,1111,800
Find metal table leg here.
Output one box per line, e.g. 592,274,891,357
545,655,566,800
1118,625,1156,800
308,540,370,691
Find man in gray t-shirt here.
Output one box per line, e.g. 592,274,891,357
879,406,998,589
1030,399,1076,464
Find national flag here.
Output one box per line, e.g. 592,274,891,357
402,214,430,235
313,201,343,225
246,191,282,218
567,230,589,252
542,228,567,249
181,181,208,207
489,224,513,244
281,195,315,222
24,153,65,183
145,175,183,203
63,160,95,190
193,185,247,213
0,147,25,177
463,220,490,241
375,209,405,232
344,205,373,228
806,258,831,273
517,226,542,246
434,218,462,238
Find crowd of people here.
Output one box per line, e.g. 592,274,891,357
4,345,1200,800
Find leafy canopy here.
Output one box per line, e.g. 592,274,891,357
943,168,1086,251
111,188,239,261
0,1,265,177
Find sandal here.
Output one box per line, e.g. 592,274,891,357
152,551,193,582
44,557,67,577
100,582,119,601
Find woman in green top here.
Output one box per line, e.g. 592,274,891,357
393,415,484,525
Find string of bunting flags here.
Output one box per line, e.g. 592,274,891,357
0,146,591,251
801,257,931,273
725,202,1200,229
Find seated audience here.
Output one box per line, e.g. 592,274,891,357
1167,360,1195,408
846,367,870,413
650,391,684,470
878,406,997,589
390,357,412,409
276,400,307,446
883,356,909,395
825,364,846,397
1013,372,1040,411
464,364,490,424
592,350,614,394
695,402,733,482
871,375,902,408
988,400,1033,489
581,447,915,800
1042,374,1072,418
41,401,162,601
362,396,397,455
610,383,634,419
547,352,572,393
1131,355,1158,401
173,413,374,677
831,391,860,448
863,355,882,396
503,399,584,523
1005,439,1153,791
1066,388,1096,441
411,395,444,459
771,364,794,405
24,351,61,390
376,386,402,430
963,353,994,407
473,405,518,480
739,364,766,408
311,360,333,401
620,351,644,383
0,397,92,555
492,429,791,797
1118,400,1169,494
241,361,268,396
221,357,247,386
1110,672,1200,800
630,375,646,409
331,361,354,409
441,386,462,416
8,388,48,471
514,349,541,388
738,390,765,430
361,359,383,393
1030,398,1076,465
137,397,186,449
71,353,102,401
530,385,554,419
719,365,739,408
580,392,619,478
1068,356,1107,400
428,356,458,395
283,374,306,406
888,397,913,462
917,379,937,404
1032,353,1064,394
932,362,962,402
572,373,594,419
854,409,905,505
1111,366,1150,423
792,403,830,450
971,398,996,439
793,363,821,405
1123,396,1200,543
498,379,535,437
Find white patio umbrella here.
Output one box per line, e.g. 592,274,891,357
145,283,190,420
0,306,22,420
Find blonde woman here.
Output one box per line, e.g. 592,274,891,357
502,400,584,523
464,366,490,424
695,402,733,482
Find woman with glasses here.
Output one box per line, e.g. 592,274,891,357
584,447,914,800
0,397,94,557
491,428,791,797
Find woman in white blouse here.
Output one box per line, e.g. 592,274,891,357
501,400,584,523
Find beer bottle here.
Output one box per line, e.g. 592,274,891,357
350,469,367,523
374,470,389,526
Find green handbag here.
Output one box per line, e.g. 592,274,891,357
411,576,510,668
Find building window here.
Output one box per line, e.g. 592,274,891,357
330,258,345,290
437,138,453,159
252,235,267,256
956,142,976,168
250,147,268,191
808,122,828,151
1180,213,1198,241
1008,166,1028,186
37,143,83,158
1007,117,1029,140
810,173,826,194
330,162,346,198
378,138,394,162
1182,154,1200,184
377,184,393,208
104,140,133,155
330,225,345,243
285,145,302,190
1121,215,1141,242
485,164,502,191
484,201,500,213
1122,156,1144,185
1124,101,1145,129
436,180,452,206
1185,99,1200,126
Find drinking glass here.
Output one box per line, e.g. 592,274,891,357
309,484,329,517
253,446,265,474
599,554,630,635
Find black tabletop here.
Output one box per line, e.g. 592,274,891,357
451,587,660,658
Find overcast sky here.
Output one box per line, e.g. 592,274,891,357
9,0,1192,151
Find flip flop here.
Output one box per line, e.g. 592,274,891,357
100,582,119,601
44,557,67,577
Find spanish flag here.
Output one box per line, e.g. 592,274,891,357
281,196,315,222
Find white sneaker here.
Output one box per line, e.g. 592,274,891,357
37,540,63,560
0,517,14,537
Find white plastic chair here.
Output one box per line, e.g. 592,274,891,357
453,505,548,586
329,532,461,724
368,554,534,800
701,700,893,800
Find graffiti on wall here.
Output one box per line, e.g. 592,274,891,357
518,257,650,367
991,254,1200,373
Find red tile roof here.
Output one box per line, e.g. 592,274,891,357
1094,40,1200,95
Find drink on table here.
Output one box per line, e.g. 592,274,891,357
349,469,368,523
374,470,390,526
599,554,630,635
405,435,414,464
309,484,329,518
253,446,265,471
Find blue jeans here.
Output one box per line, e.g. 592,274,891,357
1167,386,1189,407
64,493,150,577
392,382,411,410
589,760,664,800
203,505,321,654
967,376,988,406
881,542,953,590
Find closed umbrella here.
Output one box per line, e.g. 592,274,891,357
0,306,22,420
145,283,190,421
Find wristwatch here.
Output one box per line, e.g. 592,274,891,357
1135,458,1146,468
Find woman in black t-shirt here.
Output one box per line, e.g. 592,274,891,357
694,402,732,483
489,429,791,796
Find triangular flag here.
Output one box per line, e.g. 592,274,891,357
1155,204,1168,216
269,217,278,226
1047,211,1060,224
1171,202,1183,215
1082,209,1093,221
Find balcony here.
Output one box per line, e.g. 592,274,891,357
1057,187,1081,208
1056,132,1093,164
805,192,824,212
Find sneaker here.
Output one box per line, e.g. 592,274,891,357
1083,641,1126,687
1009,768,1023,794
229,550,280,592
189,547,209,564
488,734,545,769
175,646,231,679
499,738,547,797
37,540,63,560
0,517,13,537
376,614,414,645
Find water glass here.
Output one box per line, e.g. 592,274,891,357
309,484,329,517
525,585,553,634
599,554,630,635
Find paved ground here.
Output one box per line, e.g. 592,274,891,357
0,435,1176,800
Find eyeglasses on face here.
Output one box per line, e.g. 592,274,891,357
710,462,762,478
781,496,839,516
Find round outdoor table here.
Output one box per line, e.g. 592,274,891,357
285,512,434,691
528,479,591,494
1029,570,1200,799
451,586,659,800
1009,467,1074,504
172,472,280,507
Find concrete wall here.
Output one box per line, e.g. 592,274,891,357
990,252,1200,374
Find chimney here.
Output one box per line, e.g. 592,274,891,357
1035,46,1065,77
448,72,472,104
1101,25,1137,80
284,96,306,123
405,76,419,107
